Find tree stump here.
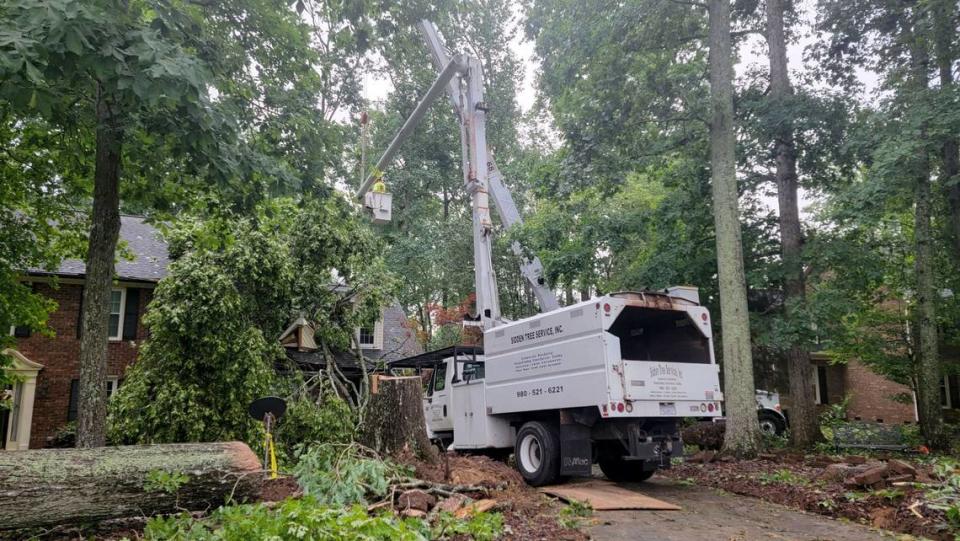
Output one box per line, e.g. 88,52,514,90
360,376,437,463
0,441,263,531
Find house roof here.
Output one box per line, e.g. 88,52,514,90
386,345,483,369
29,215,169,283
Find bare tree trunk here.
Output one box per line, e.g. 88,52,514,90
0,442,262,531
932,0,960,259
77,85,123,448
765,0,821,448
907,6,946,449
708,0,759,457
359,376,437,463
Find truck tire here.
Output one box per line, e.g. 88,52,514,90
514,421,561,486
758,410,786,436
598,456,656,483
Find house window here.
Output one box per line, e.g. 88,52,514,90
358,327,375,346
67,377,120,421
106,377,120,399
108,289,126,340
814,365,829,405
356,318,383,350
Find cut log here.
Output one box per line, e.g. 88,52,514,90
359,376,437,463
0,441,263,531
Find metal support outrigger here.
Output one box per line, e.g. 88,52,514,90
356,21,560,329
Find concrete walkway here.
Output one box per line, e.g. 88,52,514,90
586,477,896,541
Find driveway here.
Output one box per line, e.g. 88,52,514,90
586,477,896,541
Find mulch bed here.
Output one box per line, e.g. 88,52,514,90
661,451,955,540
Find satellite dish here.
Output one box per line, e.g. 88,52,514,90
249,396,287,422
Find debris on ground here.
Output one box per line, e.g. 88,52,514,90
663,453,955,540
400,451,589,540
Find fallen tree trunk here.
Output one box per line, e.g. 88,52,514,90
0,441,263,531
360,376,437,463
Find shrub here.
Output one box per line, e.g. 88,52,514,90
682,421,725,450
273,386,356,464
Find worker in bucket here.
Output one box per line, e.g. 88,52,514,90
372,173,387,193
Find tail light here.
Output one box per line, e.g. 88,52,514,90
707,403,715,412
625,402,634,413
616,402,625,413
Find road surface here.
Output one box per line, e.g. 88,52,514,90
586,477,895,541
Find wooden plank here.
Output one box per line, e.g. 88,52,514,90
539,480,681,511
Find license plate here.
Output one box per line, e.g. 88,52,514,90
659,403,677,416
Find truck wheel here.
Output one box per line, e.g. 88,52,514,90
514,421,561,486
598,456,656,483
758,411,786,436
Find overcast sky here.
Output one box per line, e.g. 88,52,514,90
356,1,879,215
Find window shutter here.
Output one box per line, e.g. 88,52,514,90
122,288,140,340
14,283,35,337
76,286,85,339
68,379,79,421
817,366,830,405
950,375,959,410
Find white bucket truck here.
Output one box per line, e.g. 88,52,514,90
390,288,723,486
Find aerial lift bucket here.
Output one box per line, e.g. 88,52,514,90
364,191,392,224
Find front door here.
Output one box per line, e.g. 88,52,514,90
427,360,453,433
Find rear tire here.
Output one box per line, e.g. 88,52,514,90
514,421,561,486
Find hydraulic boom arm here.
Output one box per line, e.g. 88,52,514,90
418,20,560,313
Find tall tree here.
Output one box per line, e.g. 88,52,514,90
0,0,354,446
708,0,760,456
931,0,960,258
904,4,945,448
814,0,952,447
765,0,820,447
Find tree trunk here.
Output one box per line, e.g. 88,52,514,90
77,84,123,448
0,442,263,531
765,0,821,448
708,0,759,457
915,170,945,448
932,0,960,259
359,376,437,463
907,6,946,449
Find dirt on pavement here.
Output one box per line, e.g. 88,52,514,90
587,476,896,541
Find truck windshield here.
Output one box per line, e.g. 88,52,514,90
608,307,710,364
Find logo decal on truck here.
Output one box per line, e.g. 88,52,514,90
650,364,683,379
509,325,564,345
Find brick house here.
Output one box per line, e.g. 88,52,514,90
3,217,422,450
765,348,960,426
3,216,165,450
807,348,960,425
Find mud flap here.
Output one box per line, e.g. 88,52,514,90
559,423,592,476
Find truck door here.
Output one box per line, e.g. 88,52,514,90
427,359,453,432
